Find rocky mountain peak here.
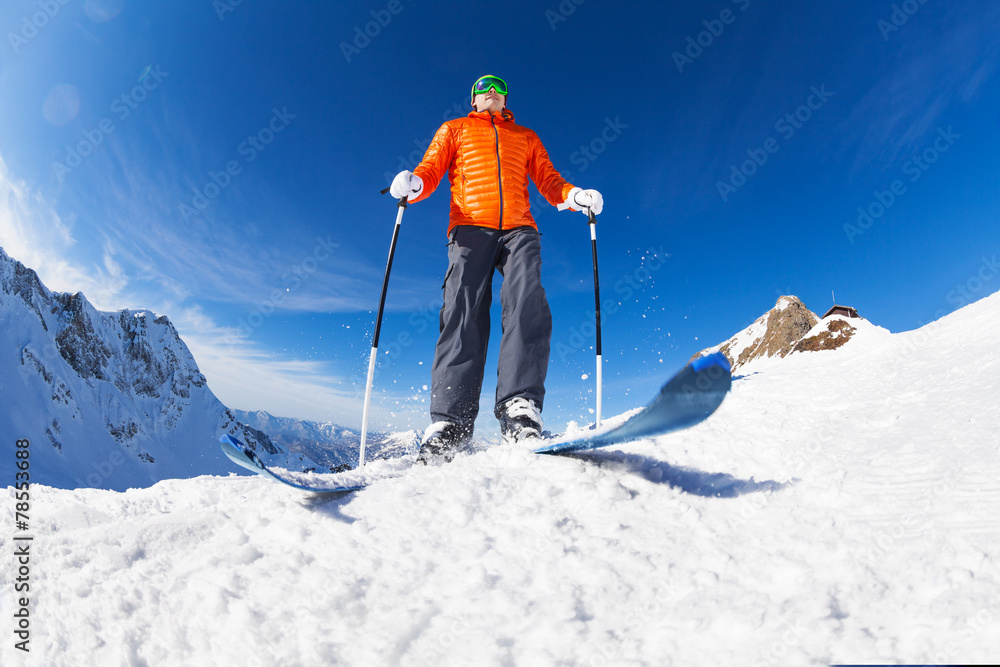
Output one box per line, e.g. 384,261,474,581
0,246,50,330
696,296,820,371
53,291,113,381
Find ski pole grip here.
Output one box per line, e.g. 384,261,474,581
557,202,597,223
379,186,408,208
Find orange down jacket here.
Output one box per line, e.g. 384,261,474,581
411,108,576,237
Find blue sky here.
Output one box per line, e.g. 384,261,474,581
1,0,998,435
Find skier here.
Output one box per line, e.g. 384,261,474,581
389,74,603,463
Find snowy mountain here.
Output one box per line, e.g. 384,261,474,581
0,247,312,491
695,295,882,371
5,288,998,664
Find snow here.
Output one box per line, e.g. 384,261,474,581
775,295,797,311
800,312,891,346
699,305,772,363
3,291,1000,665
736,313,891,376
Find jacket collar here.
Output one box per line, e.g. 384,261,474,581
468,108,516,124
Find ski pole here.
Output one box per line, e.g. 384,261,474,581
558,200,603,428
359,188,407,468
588,208,603,428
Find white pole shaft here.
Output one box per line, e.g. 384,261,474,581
596,353,603,427
359,346,378,468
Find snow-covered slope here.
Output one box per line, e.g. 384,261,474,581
3,290,999,665
0,247,311,491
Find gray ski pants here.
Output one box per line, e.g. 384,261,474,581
430,225,552,436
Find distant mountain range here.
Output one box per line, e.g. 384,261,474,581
235,409,418,471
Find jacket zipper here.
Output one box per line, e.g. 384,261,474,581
490,112,504,230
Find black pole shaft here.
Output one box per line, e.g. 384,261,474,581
589,209,602,356
371,197,407,349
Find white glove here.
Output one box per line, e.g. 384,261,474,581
389,170,424,200
565,187,604,215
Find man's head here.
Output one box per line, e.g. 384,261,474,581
471,75,507,113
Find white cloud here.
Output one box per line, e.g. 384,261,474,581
838,7,1000,175
0,153,127,309
174,304,415,427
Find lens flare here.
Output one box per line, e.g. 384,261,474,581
42,84,80,126
84,0,124,23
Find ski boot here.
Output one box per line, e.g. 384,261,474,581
415,421,471,465
499,397,543,446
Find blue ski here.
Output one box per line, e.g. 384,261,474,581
219,434,364,494
533,352,731,455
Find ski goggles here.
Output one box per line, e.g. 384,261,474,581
471,75,508,100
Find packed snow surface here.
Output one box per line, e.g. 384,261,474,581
3,292,1000,665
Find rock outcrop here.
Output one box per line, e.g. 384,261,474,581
695,296,820,370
